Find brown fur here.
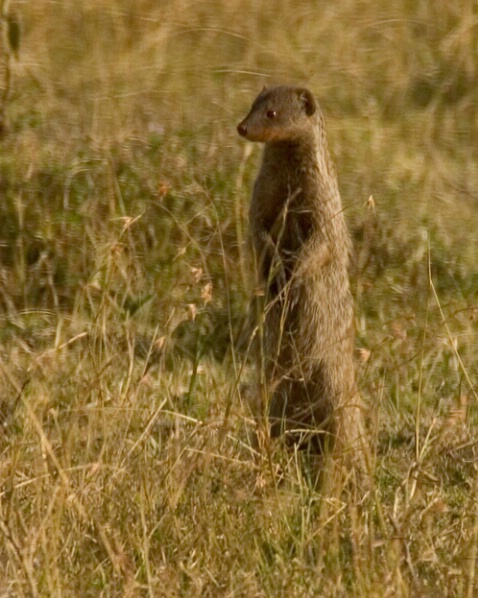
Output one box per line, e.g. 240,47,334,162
237,86,367,468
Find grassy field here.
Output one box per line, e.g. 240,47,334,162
1,1,478,595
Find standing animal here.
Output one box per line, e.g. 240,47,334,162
237,85,367,469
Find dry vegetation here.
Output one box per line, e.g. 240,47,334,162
1,0,478,596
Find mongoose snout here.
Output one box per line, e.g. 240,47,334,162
237,121,248,137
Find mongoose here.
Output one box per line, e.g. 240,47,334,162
237,85,366,466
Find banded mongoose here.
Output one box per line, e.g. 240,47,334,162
237,85,367,466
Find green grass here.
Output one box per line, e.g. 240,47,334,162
1,1,478,595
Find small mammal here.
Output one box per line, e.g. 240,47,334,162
237,86,366,467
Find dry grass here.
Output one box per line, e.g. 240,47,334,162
1,0,478,595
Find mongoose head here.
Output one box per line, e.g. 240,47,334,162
237,86,318,142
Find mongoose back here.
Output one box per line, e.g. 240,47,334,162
237,86,366,466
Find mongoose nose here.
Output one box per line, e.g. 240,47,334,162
237,122,247,137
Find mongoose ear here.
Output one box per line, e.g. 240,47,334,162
297,88,317,116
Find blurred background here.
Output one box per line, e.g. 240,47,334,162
2,1,477,348
2,0,476,405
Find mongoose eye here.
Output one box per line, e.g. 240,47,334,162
266,109,277,119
